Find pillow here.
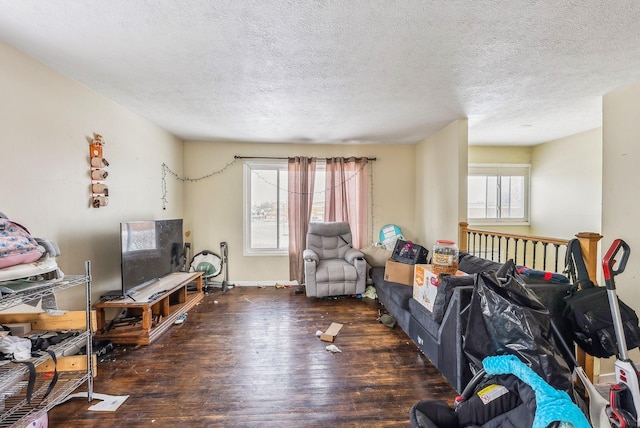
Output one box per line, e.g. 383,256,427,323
360,244,392,268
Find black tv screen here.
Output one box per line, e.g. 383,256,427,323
120,219,183,296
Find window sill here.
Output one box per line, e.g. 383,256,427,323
243,250,288,257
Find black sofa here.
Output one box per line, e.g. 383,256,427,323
370,252,572,392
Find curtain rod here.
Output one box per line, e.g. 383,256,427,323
234,155,377,161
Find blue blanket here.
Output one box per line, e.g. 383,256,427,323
483,355,590,428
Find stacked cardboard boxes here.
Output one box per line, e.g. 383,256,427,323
382,240,429,286
412,264,467,311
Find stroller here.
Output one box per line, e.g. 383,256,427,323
410,261,590,428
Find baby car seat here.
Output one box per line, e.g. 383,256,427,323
410,355,590,428
410,372,539,428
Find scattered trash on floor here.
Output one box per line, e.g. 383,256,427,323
275,283,291,289
60,392,129,411
362,285,377,299
315,330,323,337
214,300,219,304
325,344,342,353
320,322,343,342
378,313,396,328
174,313,187,324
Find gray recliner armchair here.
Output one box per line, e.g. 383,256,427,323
303,222,366,297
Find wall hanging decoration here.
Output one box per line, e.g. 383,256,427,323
89,133,109,208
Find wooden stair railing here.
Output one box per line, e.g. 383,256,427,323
458,222,603,381
459,222,571,273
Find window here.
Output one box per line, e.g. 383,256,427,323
243,160,326,255
467,164,530,224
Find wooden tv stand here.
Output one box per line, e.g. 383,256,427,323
94,271,203,345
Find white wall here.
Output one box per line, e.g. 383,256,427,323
530,128,602,238
415,119,468,250
602,83,640,307
183,141,416,282
0,40,184,309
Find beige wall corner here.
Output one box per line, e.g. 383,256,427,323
0,40,184,309
415,119,468,250
530,128,602,238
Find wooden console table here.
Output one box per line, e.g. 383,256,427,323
94,271,203,345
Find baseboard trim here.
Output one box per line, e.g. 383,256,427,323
208,280,299,287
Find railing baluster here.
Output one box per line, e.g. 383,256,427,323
505,238,510,264
490,235,495,260
483,233,488,259
542,243,548,271
531,241,538,269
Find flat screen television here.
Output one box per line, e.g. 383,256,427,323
118,219,184,297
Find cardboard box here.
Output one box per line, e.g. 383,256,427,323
320,322,343,342
412,264,467,312
383,259,415,286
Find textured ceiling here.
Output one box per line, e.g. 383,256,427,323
1,1,640,145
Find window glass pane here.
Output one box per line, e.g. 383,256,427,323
250,169,278,249
501,175,524,218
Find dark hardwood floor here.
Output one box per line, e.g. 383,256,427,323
48,286,457,427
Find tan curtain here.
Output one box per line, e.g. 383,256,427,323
288,157,316,284
324,157,370,249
